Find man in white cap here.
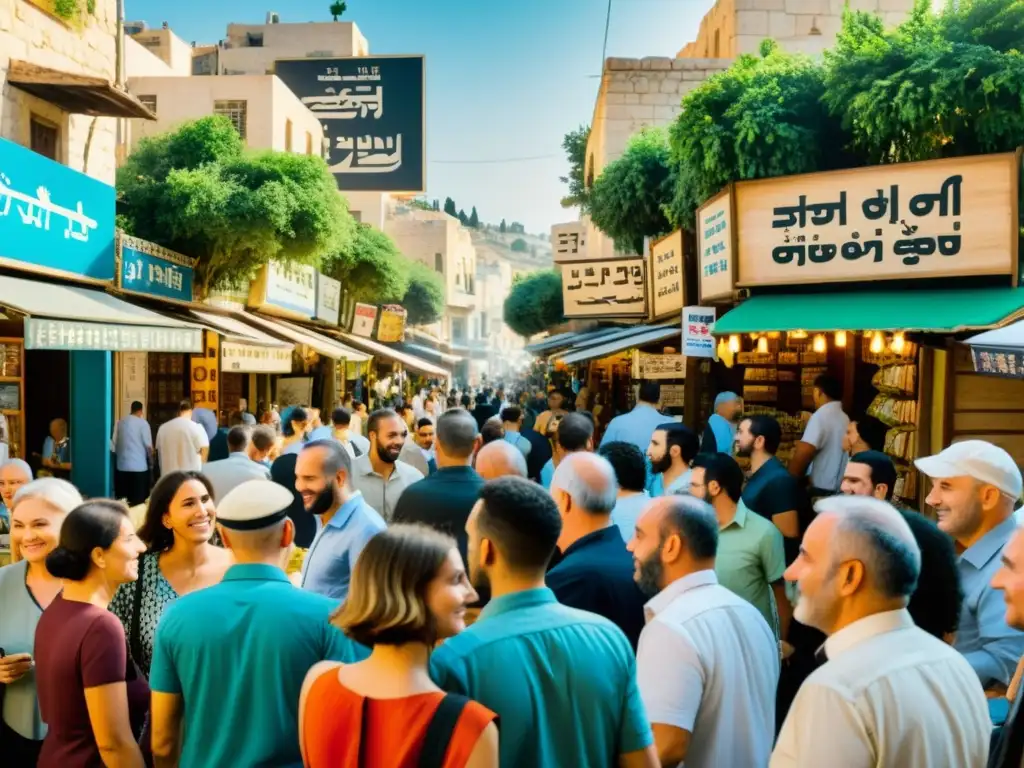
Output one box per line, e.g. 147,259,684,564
916,439,1024,691
701,392,743,455
148,480,367,768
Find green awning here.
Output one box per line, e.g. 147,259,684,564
714,288,1024,335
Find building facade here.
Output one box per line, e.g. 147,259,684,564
218,17,369,75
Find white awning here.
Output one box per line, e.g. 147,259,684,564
0,275,203,352
966,320,1024,349
189,310,291,347
334,331,451,377
243,313,371,362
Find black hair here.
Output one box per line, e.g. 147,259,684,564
661,496,718,560
398,403,414,414
658,422,700,464
691,453,744,503
282,406,309,437
849,450,898,501
332,407,352,427
481,420,505,445
46,500,130,581
744,414,782,455
367,408,400,436
900,510,963,640
814,374,842,401
598,441,647,493
437,410,478,457
460,394,472,408
130,401,143,414
416,417,434,430
556,412,594,452
852,415,887,452
227,425,249,453
139,472,216,552
250,426,276,452
501,406,522,423
178,399,193,414
638,381,661,404
478,477,562,572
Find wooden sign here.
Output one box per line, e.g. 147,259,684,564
634,352,686,380
562,258,647,319
190,330,219,409
649,230,685,320
697,186,736,302
735,152,1019,288
551,221,589,264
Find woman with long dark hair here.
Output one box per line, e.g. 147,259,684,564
34,500,149,766
109,471,232,677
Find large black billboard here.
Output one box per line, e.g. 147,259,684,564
275,55,425,193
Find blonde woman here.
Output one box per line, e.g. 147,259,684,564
299,525,498,768
0,479,82,765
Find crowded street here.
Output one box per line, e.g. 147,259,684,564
2,0,1024,765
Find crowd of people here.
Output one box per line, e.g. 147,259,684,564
0,377,1023,767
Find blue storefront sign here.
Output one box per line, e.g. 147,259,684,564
118,233,195,303
0,137,115,280
275,56,426,193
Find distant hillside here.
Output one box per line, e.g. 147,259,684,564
471,228,552,271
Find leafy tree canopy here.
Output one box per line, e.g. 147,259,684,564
510,237,529,252
323,223,408,305
402,261,446,326
560,125,591,212
117,116,352,296
503,270,564,338
443,197,457,216
329,1,347,21
590,127,674,254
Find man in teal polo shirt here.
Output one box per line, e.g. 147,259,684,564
430,476,658,768
149,480,367,768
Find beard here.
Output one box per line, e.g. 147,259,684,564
376,441,400,464
650,453,672,475
469,559,489,594
306,480,336,517
634,550,665,597
735,442,753,459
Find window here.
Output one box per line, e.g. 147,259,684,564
246,32,264,47
137,95,157,115
30,117,58,161
456,272,461,287
480,312,488,336
214,100,247,140
434,253,443,273
285,119,293,152
452,318,468,343
305,132,313,155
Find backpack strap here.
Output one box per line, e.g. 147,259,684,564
418,693,470,768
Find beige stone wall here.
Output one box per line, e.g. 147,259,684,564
0,0,118,184
220,21,369,76
130,27,191,75
125,36,177,77
678,0,914,59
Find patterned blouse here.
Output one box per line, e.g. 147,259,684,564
109,552,178,678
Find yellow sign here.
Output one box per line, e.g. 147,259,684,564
562,258,647,319
735,152,1019,288
697,187,735,302
376,307,407,343
190,330,219,409
649,230,685,320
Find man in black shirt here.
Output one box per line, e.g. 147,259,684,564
546,451,646,649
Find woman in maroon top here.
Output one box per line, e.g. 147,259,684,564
33,500,149,768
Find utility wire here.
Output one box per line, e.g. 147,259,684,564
600,0,613,74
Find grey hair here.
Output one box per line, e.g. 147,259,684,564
0,458,33,482
814,495,921,599
660,495,718,560
12,477,83,516
550,453,618,515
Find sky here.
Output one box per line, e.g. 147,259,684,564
125,0,717,235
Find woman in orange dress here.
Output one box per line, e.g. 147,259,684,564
299,524,498,768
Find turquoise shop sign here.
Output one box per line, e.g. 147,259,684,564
0,137,115,280
117,233,195,303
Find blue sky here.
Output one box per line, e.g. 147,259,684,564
126,0,716,234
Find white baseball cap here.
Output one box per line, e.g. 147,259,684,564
915,440,1023,499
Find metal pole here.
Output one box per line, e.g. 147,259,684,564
600,0,612,74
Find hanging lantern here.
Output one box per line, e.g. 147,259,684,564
728,334,741,353
870,332,884,354
790,329,808,340
891,332,906,355
834,330,847,348
756,336,769,354
812,334,827,353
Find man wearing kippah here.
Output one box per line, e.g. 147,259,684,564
916,440,1024,692
148,480,367,768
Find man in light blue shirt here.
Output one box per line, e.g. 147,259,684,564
649,423,699,497
600,441,652,541
430,477,656,767
202,426,272,503
540,412,594,490
600,381,666,454
111,400,152,505
296,439,386,601
500,406,532,459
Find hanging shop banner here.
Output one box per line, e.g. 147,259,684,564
633,351,687,380
562,258,648,319
221,342,293,373
352,302,378,337
25,319,201,352
249,262,316,318
970,345,1024,378
190,330,219,409
735,152,1019,288
551,221,589,264
315,273,342,325
117,233,195,303
274,56,426,193
649,230,685,320
376,306,407,343
0,137,115,281
697,186,736,302
682,306,717,359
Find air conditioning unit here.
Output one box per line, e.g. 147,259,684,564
266,11,280,24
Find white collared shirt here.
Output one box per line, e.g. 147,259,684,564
801,400,849,491
771,609,991,768
637,570,779,768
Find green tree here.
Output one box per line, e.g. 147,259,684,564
589,127,674,254
117,115,352,297
323,223,408,304
458,209,468,226
510,238,529,252
667,39,852,229
329,1,347,21
823,0,1024,164
443,197,457,217
503,270,564,338
559,125,591,212
402,261,445,325
499,218,507,233
509,222,526,234
407,197,434,211
468,206,480,228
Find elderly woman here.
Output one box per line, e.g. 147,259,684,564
0,478,83,765
0,459,33,538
